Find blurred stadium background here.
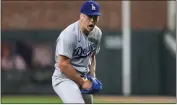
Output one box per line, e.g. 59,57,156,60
1,0,176,104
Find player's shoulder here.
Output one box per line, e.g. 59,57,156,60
58,21,79,40
91,26,102,40
61,21,78,35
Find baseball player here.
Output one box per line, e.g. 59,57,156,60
52,0,102,104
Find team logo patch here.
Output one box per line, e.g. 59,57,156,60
73,44,96,59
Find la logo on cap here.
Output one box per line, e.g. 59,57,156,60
91,4,96,10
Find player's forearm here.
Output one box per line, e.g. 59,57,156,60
89,55,96,78
59,62,84,86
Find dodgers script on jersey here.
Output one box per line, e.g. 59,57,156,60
52,21,102,82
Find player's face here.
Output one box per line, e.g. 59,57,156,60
80,14,99,33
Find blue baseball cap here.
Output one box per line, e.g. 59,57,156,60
80,0,101,16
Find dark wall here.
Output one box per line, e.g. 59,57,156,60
159,36,176,96
131,30,162,95
1,30,175,96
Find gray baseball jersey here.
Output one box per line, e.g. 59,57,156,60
52,20,102,81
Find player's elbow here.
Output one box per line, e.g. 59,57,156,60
58,55,71,72
58,61,69,72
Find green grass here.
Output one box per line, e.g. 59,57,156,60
2,96,62,104
1,95,114,104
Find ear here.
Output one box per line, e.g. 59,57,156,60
80,14,83,19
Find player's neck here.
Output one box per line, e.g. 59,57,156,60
82,29,89,36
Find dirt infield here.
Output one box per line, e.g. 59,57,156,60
94,95,176,103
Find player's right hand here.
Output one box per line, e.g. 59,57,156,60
82,79,92,90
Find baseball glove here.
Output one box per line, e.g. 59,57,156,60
81,74,102,94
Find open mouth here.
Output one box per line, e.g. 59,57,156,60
88,24,94,29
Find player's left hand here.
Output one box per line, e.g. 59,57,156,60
80,74,102,94
82,79,92,90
